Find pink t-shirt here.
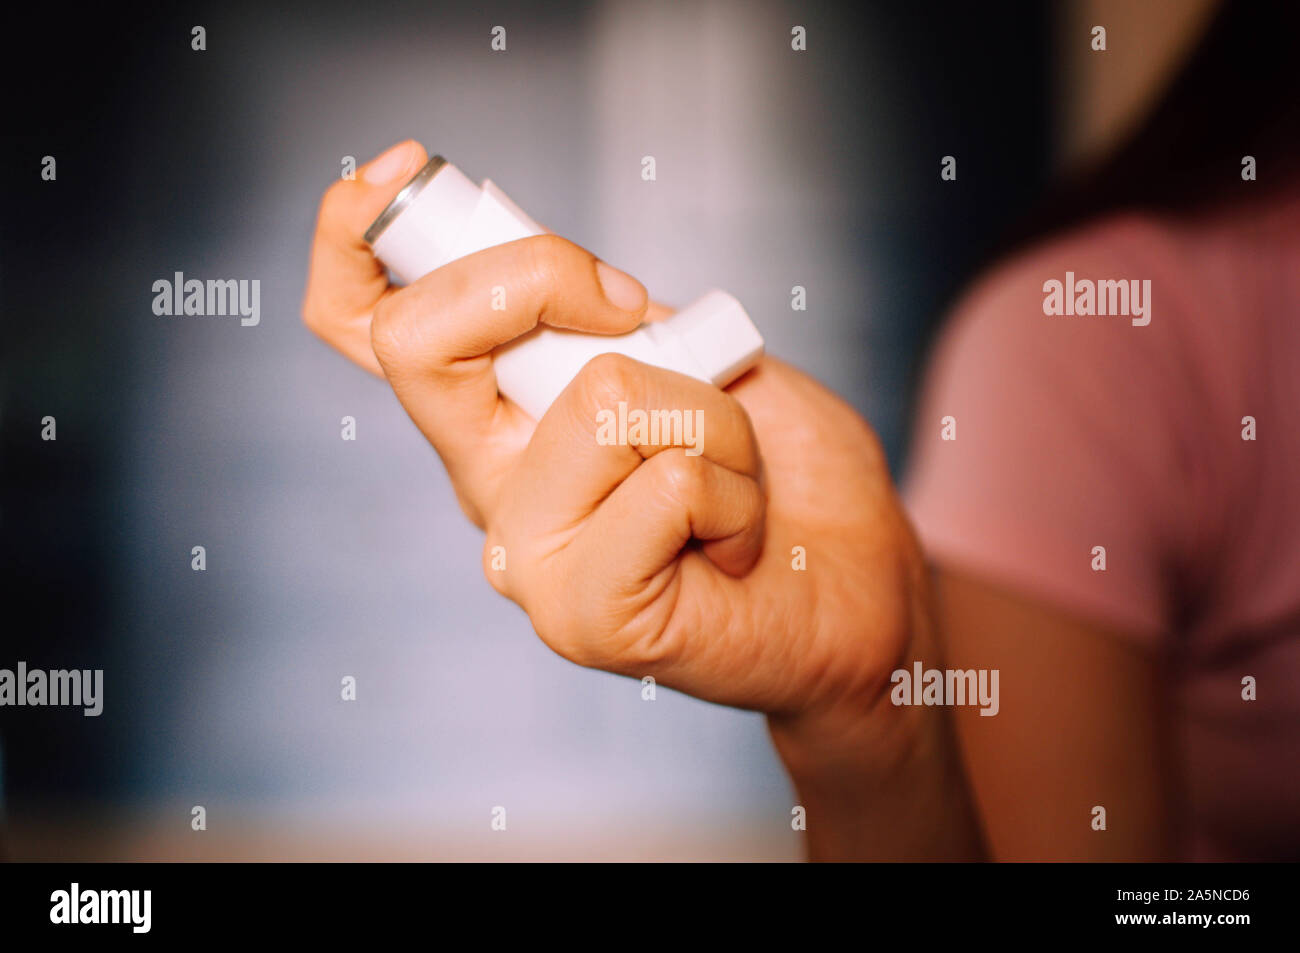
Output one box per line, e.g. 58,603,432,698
904,189,1300,861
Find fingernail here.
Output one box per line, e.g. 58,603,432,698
363,142,419,184
595,260,647,312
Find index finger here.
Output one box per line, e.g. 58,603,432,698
301,140,428,375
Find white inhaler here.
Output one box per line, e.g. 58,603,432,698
364,156,764,420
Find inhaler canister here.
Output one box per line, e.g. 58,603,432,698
364,156,764,420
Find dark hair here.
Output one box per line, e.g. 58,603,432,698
994,0,1300,262
903,1,1300,468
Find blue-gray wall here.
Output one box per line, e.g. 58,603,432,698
1,0,1048,858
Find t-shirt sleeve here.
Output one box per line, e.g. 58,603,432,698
902,222,1191,643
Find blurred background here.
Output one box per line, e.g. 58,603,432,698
0,0,1212,859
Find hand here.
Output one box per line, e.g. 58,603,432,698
303,141,933,751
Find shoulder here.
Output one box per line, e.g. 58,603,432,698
903,213,1201,635
938,212,1182,363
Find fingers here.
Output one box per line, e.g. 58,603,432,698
512,353,763,535
488,354,764,643
576,448,766,584
368,234,648,465
507,448,765,673
302,140,428,375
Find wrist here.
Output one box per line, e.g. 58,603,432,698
765,586,986,860
769,557,939,783
766,680,927,791
769,697,985,861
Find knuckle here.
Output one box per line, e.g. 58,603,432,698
520,234,576,321
656,449,707,503
529,598,589,665
368,297,402,367
522,233,570,283
556,633,599,670
722,392,762,472
522,572,602,670
722,390,754,435
576,352,641,409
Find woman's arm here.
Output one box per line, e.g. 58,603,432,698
934,568,1178,860
766,567,1177,861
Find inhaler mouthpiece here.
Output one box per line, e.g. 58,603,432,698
364,155,764,420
